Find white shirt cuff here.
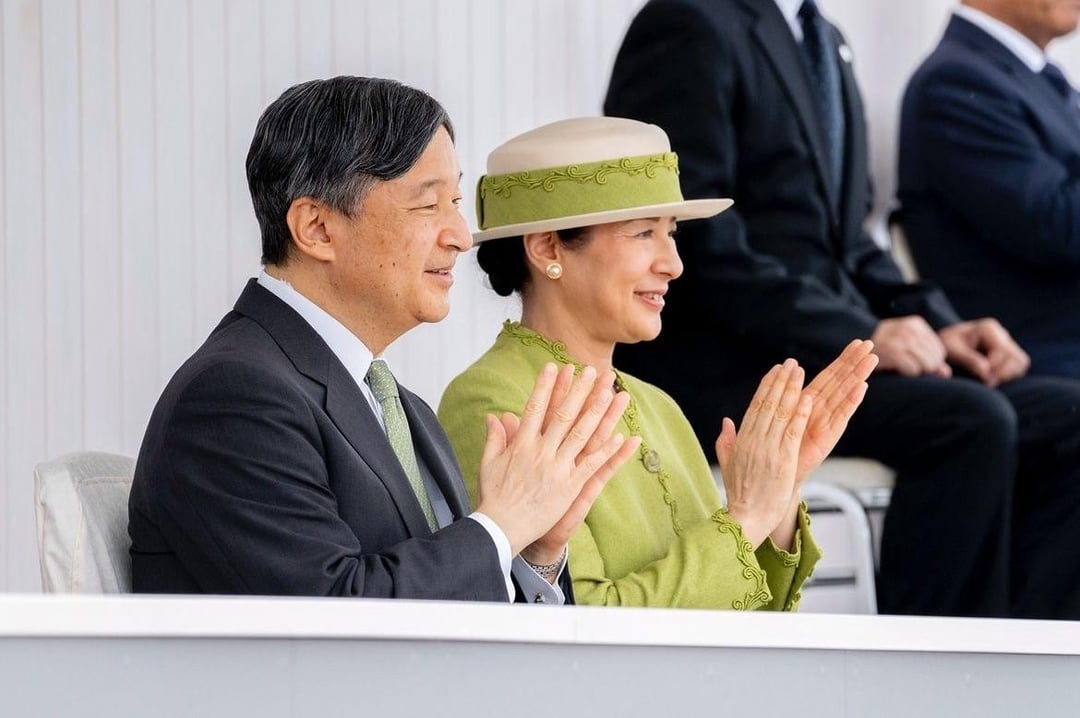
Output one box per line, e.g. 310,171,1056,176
512,555,567,605
467,512,568,605
468,511,515,602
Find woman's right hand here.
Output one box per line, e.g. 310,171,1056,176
714,358,813,548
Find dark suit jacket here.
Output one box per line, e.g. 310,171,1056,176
605,0,961,445
898,15,1080,378
130,280,530,600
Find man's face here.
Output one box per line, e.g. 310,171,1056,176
994,0,1080,47
328,127,471,348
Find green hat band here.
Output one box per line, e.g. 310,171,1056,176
476,152,682,231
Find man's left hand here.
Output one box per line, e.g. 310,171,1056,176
938,318,1030,387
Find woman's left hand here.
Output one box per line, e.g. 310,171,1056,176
796,339,878,483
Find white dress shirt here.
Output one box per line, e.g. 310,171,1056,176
257,271,565,604
774,0,807,42
954,5,1047,73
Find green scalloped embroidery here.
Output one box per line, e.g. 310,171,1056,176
774,550,800,568
500,320,685,537
774,501,810,568
713,508,771,611
480,153,678,199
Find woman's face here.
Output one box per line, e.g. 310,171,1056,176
559,216,683,346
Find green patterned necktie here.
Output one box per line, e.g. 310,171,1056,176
365,359,438,531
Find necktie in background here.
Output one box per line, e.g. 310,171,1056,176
1040,61,1080,126
798,0,846,196
366,359,438,530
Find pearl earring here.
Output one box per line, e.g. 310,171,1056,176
546,262,563,280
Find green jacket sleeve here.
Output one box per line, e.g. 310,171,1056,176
569,504,819,610
755,504,822,611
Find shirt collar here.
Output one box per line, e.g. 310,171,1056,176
955,5,1047,73
774,0,806,42
257,269,387,394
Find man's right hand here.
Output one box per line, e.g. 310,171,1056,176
474,363,639,558
870,316,951,378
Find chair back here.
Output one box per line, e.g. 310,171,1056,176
888,213,920,281
34,451,135,593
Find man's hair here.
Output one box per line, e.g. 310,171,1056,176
246,76,453,266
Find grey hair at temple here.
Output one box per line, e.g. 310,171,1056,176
246,75,454,266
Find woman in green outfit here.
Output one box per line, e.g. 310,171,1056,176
439,117,877,609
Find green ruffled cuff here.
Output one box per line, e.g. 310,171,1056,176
759,527,803,568
748,503,823,611
712,507,773,611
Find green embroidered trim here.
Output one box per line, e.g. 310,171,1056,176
476,153,684,230
774,550,800,568
500,320,685,537
773,501,809,568
713,508,771,611
479,153,679,199
769,538,801,569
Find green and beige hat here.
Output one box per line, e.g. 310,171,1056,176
473,117,732,243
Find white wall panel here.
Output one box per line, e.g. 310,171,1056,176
191,0,230,354
153,0,196,387
117,0,158,456
80,0,122,453
41,0,83,459
224,0,263,294
6,0,1080,592
4,0,47,592
298,0,332,80
0,0,11,588
330,0,365,79
365,0,400,80
261,0,298,104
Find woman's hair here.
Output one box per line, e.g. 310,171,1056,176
476,227,591,297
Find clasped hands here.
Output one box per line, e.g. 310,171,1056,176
871,315,1029,387
717,340,878,550
475,363,641,575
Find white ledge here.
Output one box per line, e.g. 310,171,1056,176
1,593,1078,655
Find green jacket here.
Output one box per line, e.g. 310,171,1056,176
438,322,822,609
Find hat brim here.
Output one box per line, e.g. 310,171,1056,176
472,198,733,243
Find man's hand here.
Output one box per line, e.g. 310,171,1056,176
939,318,1029,387
475,363,639,560
870,316,950,377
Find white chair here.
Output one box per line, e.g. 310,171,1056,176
800,459,894,613
888,214,920,281
34,451,135,593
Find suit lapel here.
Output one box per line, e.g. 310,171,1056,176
1008,65,1080,155
949,16,1080,154
234,280,433,537
400,390,470,519
747,0,839,224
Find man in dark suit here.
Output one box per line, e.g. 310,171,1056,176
129,77,638,602
899,0,1080,380
606,0,1080,618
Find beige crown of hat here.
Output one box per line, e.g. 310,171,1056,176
473,117,732,242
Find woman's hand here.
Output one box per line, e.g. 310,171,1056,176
796,339,878,483
715,359,813,548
